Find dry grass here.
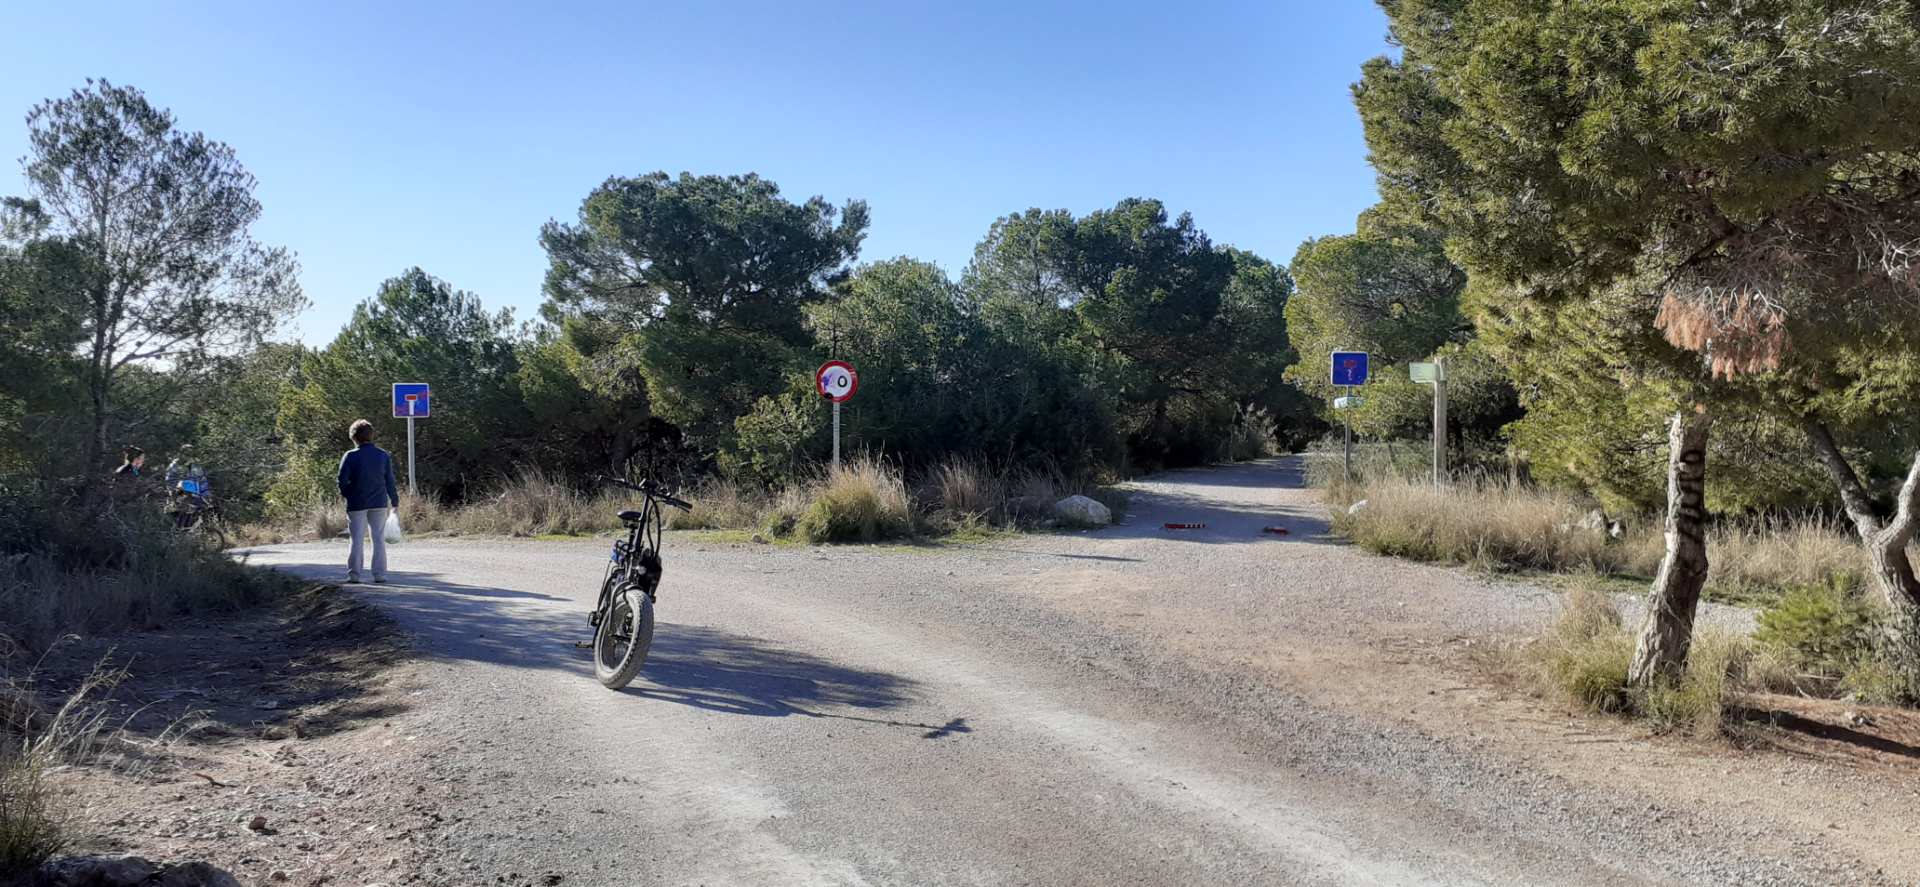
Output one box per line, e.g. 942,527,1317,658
245,459,1134,546
0,749,61,879
665,480,766,531
1516,584,1751,737
929,458,1006,522
0,655,195,880
1334,475,1624,574
1,534,286,655
1330,474,1865,607
796,458,916,544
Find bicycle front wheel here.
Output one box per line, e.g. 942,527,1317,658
592,586,654,690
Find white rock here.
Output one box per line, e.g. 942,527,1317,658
1052,495,1112,526
1347,499,1370,516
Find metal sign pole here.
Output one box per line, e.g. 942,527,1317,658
832,401,842,470
1342,385,1353,484
406,416,417,497
1433,358,1448,488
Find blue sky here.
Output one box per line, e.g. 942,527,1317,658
0,1,1392,344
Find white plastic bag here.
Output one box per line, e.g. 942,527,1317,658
383,511,403,544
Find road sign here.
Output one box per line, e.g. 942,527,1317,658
1330,351,1370,387
1409,361,1444,384
391,382,430,497
816,361,858,403
1334,395,1365,410
392,383,432,418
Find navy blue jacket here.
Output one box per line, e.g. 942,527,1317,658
338,443,400,512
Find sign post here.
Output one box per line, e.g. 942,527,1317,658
391,383,432,497
1411,359,1449,487
1330,351,1370,483
815,361,858,470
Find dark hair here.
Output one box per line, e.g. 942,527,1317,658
121,445,144,462
349,419,374,444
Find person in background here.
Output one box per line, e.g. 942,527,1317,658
337,419,400,584
113,445,145,478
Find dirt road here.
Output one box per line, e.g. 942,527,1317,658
239,458,1898,886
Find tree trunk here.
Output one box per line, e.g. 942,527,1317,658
1628,407,1713,687
1805,421,1920,689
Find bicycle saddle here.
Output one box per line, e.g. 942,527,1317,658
617,509,645,524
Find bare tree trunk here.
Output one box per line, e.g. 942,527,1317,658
1628,407,1712,687
1805,422,1920,688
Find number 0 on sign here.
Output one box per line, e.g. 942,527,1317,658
817,361,858,403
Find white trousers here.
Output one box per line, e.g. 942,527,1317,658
346,507,389,580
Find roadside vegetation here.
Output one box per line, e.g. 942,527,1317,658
245,456,1132,546
1315,451,1864,610
1315,445,1919,723
1507,580,1911,741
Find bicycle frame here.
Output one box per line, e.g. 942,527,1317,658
593,483,669,622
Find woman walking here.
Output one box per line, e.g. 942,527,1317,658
338,419,400,584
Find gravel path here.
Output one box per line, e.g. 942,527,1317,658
238,457,1885,886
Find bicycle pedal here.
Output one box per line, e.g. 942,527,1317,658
572,641,594,649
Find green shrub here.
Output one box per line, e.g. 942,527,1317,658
1752,580,1878,683
794,459,915,544
1840,657,1915,706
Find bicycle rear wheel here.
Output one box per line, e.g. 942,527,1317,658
592,586,654,689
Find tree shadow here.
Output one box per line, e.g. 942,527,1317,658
248,558,962,739
1729,704,1920,760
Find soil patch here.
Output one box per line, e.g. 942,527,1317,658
15,583,448,887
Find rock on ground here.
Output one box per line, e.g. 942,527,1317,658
1052,494,1111,526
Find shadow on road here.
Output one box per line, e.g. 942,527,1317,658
251,560,956,736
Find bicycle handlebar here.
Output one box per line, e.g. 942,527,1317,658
594,475,693,512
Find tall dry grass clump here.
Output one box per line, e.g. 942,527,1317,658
1335,475,1624,573
796,458,916,544
930,458,1006,522
1519,585,1749,736
0,748,62,879
447,470,625,537
665,479,766,531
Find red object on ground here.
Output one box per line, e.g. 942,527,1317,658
1163,522,1207,530
1262,526,1290,535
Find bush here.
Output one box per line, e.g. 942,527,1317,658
1534,586,1634,713
0,498,288,654
0,751,61,880
1639,631,1746,737
1752,580,1879,684
1525,585,1745,736
794,459,915,544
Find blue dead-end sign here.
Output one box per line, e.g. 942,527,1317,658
1330,351,1370,387
392,382,431,419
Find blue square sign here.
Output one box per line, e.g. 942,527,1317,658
1330,351,1370,387
392,382,431,419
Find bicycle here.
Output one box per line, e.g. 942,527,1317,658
169,481,230,549
587,475,692,689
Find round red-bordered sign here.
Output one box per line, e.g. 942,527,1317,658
816,360,858,403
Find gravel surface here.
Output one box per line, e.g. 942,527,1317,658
238,457,1887,886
